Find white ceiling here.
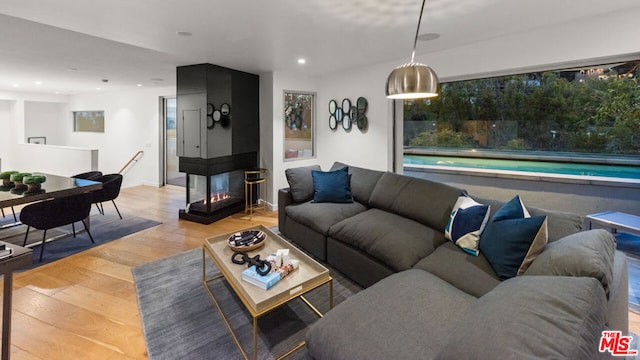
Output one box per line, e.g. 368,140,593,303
1,0,639,94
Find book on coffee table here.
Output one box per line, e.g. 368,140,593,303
241,265,282,290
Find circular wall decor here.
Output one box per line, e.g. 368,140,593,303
329,100,337,115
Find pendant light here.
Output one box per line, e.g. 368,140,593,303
385,0,439,99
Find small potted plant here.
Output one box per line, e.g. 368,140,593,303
22,175,47,192
0,171,18,188
9,172,32,189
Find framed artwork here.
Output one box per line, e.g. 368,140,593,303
283,91,315,160
27,136,46,144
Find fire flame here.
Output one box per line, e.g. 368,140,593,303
205,193,230,204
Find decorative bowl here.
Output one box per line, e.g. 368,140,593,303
228,230,267,252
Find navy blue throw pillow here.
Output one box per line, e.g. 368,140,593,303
479,195,548,280
311,167,353,203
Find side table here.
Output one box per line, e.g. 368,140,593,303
0,242,32,360
244,169,267,218
586,211,640,236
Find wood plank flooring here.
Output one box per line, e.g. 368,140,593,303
2,184,639,359
4,185,278,359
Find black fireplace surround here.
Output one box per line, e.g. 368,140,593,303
176,63,260,224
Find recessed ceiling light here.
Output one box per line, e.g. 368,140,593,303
35,81,43,85
12,84,19,88
298,58,306,65
417,33,440,41
96,87,101,90
176,31,192,36
136,84,143,87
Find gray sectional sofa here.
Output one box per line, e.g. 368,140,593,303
278,162,629,359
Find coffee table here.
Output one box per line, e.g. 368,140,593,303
202,225,333,360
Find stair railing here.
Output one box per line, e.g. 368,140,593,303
119,150,144,174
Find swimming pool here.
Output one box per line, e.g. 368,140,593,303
404,154,640,180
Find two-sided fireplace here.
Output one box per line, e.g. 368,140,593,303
176,63,260,224
178,153,258,224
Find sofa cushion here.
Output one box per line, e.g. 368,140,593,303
330,162,384,206
444,192,490,256
475,196,583,242
285,201,367,235
306,269,476,360
311,167,353,203
479,196,548,279
284,165,321,203
329,208,446,271
413,242,500,298
369,172,463,231
436,276,607,360
525,229,616,297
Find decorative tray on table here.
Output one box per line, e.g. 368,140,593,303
227,230,267,252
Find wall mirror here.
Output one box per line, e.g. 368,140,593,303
284,91,315,160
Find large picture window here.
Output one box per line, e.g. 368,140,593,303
404,60,640,157
73,110,105,133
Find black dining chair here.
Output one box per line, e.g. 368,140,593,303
91,174,123,219
20,192,95,261
1,206,17,222
71,171,103,180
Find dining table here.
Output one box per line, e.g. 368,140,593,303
0,172,102,209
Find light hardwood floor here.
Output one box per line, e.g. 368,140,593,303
4,185,277,359
2,185,639,359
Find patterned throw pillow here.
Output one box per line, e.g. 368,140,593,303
479,195,548,280
444,192,491,256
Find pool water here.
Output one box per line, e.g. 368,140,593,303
404,155,640,180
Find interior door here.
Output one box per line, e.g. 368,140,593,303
182,109,202,158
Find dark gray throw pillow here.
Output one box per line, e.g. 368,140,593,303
284,165,321,203
524,229,616,296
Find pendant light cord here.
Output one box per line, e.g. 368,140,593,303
410,0,427,63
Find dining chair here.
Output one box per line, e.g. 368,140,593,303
91,174,123,219
71,171,103,180
1,207,17,222
20,192,95,261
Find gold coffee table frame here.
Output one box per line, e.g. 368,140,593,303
203,225,333,360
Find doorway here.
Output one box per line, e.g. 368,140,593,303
163,97,184,186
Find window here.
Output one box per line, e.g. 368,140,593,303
73,111,105,132
404,60,640,157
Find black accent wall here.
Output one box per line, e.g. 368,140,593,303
177,63,259,176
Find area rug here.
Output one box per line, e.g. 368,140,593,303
133,248,361,360
0,212,161,269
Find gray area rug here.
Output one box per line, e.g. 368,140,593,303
133,248,361,360
1,211,161,268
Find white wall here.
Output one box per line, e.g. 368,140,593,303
66,86,175,188
0,92,70,172
24,100,67,145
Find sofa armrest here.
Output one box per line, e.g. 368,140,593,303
278,188,294,231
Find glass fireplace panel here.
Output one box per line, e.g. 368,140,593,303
186,170,244,215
